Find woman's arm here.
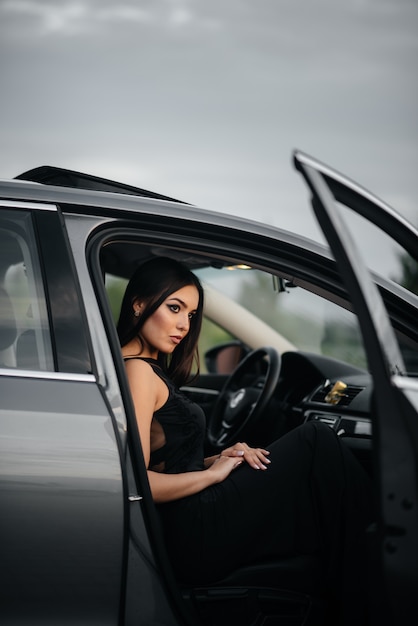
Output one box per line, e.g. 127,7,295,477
125,359,162,468
148,457,242,503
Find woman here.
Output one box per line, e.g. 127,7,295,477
118,256,373,625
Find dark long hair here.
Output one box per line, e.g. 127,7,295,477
117,257,204,386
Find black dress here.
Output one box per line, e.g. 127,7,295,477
127,358,373,624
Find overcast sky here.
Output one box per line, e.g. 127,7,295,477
1,0,417,263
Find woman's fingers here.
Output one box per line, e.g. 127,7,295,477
211,454,244,481
240,444,271,470
221,444,271,470
247,448,270,470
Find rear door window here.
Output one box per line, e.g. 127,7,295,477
0,208,53,371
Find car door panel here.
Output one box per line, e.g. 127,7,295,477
0,205,127,624
0,373,124,624
294,150,418,624
63,213,190,625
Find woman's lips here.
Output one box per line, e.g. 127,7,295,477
170,335,182,345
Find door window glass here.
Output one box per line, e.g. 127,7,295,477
338,206,418,298
0,210,54,371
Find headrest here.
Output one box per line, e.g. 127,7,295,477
0,287,17,350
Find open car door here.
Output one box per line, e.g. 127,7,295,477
294,150,418,625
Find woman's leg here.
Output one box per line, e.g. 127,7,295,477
163,422,373,623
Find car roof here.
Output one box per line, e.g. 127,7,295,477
0,168,323,254
14,165,187,204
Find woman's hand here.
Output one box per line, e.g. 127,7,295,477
221,443,271,470
206,454,244,483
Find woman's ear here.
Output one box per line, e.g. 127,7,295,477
133,299,144,317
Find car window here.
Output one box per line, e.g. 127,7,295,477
198,265,418,375
0,210,54,371
196,266,369,370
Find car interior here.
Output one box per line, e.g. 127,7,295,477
98,237,414,626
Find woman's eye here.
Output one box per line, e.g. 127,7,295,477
188,312,195,320
168,304,180,313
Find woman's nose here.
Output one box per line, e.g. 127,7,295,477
177,314,189,331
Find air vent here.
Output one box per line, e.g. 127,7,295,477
311,383,363,407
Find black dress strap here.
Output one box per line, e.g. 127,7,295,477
123,356,160,365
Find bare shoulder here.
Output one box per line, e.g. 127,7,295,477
124,358,158,381
124,359,168,410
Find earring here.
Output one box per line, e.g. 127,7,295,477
134,310,140,317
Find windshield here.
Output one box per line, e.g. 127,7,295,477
195,267,369,370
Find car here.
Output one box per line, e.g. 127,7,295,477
0,151,417,625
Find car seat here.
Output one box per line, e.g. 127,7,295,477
0,286,17,366
180,553,326,626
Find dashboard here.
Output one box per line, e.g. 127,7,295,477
275,351,373,471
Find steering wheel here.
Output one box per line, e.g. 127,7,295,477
207,347,281,449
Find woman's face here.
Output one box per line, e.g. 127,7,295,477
137,284,200,357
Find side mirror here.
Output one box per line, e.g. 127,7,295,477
204,341,249,375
